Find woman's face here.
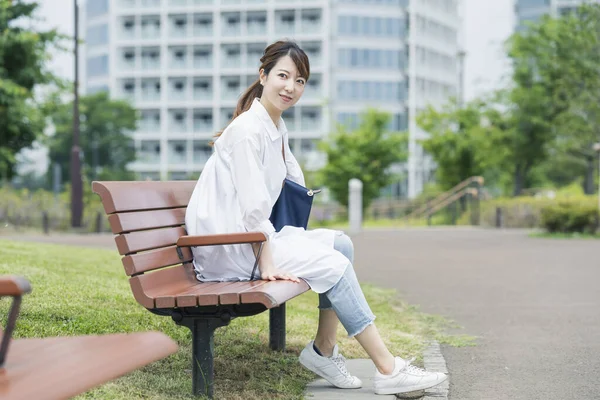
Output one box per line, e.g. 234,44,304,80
259,55,307,114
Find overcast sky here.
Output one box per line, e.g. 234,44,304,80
38,0,516,100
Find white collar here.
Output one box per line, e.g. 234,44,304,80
249,98,287,141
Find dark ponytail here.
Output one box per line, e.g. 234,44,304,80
211,40,310,145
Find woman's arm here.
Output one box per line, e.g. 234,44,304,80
229,135,298,282
252,241,299,282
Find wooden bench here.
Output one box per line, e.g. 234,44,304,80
92,180,310,398
0,275,178,400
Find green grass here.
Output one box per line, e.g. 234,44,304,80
529,231,600,239
0,240,472,399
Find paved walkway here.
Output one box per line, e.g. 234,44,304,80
351,227,600,400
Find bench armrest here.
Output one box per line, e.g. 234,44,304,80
0,276,32,296
177,232,268,280
0,276,32,368
177,232,267,248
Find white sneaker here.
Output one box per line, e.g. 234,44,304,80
299,341,362,389
373,357,447,395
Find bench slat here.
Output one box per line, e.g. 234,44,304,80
2,332,177,400
241,280,310,308
172,281,254,307
129,265,198,309
115,227,186,255
108,208,187,234
127,263,307,310
122,246,193,276
92,181,196,214
172,282,227,307
219,281,270,305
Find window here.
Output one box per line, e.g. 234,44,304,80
518,0,549,9
87,55,109,77
87,85,109,95
87,0,109,18
86,24,108,46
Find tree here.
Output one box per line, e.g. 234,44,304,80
417,98,506,192
319,109,407,210
46,91,138,183
508,4,600,194
0,0,63,180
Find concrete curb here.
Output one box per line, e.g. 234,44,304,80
401,340,449,400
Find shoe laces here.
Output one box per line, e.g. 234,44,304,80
402,357,430,376
331,354,351,377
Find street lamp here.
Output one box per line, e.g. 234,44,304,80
70,0,83,228
594,142,600,214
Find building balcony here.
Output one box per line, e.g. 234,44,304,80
170,59,188,69
169,122,188,133
193,88,212,101
120,28,136,41
222,26,241,36
193,26,212,36
138,153,161,164
140,26,160,39
141,0,160,7
275,22,295,35
118,59,135,70
193,58,212,69
300,20,321,32
168,89,189,101
193,121,213,132
167,152,187,164
221,56,241,66
192,152,211,165
141,59,160,70
222,89,241,101
193,141,213,165
247,23,267,36
139,121,161,132
139,91,161,102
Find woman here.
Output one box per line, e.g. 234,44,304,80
185,40,447,395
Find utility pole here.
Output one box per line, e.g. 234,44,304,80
594,143,600,215
71,0,83,228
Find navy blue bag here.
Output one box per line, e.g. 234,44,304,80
269,178,320,232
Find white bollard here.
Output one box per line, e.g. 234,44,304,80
348,178,363,235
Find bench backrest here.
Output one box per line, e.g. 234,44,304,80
93,181,198,308
93,180,310,310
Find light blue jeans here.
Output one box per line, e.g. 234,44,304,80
318,232,376,337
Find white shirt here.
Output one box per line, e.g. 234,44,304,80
185,98,348,293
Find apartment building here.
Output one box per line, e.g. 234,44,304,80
82,0,461,198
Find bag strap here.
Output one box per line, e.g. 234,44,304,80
282,134,286,163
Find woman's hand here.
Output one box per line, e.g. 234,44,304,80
261,266,301,283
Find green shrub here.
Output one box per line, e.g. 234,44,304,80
541,202,599,234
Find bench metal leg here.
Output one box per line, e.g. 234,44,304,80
178,317,230,399
269,303,286,351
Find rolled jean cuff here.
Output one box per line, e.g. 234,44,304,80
347,316,376,338
318,293,333,310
